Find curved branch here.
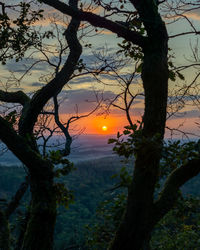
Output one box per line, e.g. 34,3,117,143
0,116,53,174
153,158,200,224
18,0,82,136
0,90,30,106
40,0,146,47
53,90,102,156
53,95,72,156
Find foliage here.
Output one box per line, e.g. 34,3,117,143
47,150,75,177
108,122,142,158
85,192,127,250
85,184,200,250
2,151,200,250
86,129,200,249
0,2,44,63
151,196,200,250
0,156,122,249
168,51,185,82
160,140,200,178
44,150,75,208
109,124,200,177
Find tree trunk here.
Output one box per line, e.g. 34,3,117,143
0,210,10,250
21,167,56,250
110,15,169,250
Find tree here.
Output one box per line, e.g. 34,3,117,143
37,0,200,249
0,1,83,249
1,0,200,249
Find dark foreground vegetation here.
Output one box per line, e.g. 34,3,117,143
1,154,200,250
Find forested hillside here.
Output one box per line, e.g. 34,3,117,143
0,156,124,249
1,155,200,249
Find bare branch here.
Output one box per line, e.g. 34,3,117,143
53,95,72,156
0,116,52,173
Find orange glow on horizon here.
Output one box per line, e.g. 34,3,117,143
58,113,144,135
42,112,200,138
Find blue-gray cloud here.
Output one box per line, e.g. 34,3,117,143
58,89,115,114
31,82,44,87
69,76,93,84
5,58,49,73
168,109,200,120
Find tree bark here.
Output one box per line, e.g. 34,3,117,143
110,1,169,249
21,168,56,250
0,210,10,250
0,117,57,250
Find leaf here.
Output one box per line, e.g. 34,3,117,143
169,70,176,81
124,125,132,130
136,63,143,73
123,130,131,135
108,138,117,144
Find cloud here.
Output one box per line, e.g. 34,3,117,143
110,106,144,116
183,109,200,118
69,76,94,85
58,89,115,114
169,109,200,120
56,88,145,117
185,10,200,21
5,58,49,73
9,87,25,92
69,73,139,85
100,73,140,82
95,46,116,52
31,82,44,87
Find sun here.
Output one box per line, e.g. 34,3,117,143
102,125,108,131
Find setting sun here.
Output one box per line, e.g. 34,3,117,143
102,125,108,131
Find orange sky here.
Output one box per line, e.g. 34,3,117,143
58,113,200,138
59,113,133,135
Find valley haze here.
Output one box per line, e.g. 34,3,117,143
0,134,115,166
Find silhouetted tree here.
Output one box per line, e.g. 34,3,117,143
1,0,200,249
38,1,200,249
0,1,82,249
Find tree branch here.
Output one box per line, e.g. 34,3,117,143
6,180,29,218
0,116,53,174
40,0,146,47
153,158,200,223
18,0,82,136
0,90,30,106
53,95,72,156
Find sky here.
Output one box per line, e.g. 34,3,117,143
1,0,200,139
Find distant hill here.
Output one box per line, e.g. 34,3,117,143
0,134,115,166
1,144,200,249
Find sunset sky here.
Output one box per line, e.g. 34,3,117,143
1,1,200,138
